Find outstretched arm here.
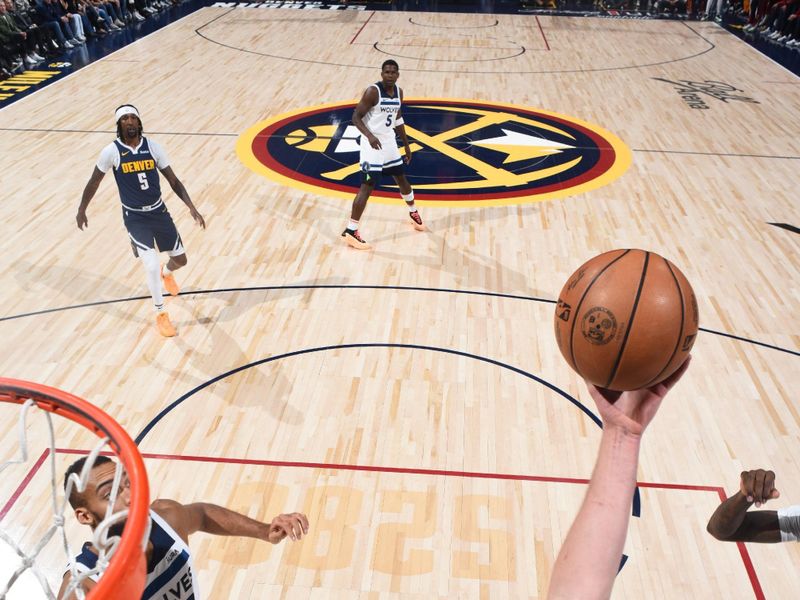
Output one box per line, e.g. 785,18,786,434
706,469,781,543
76,167,106,230
548,358,691,600
152,499,308,545
159,166,205,229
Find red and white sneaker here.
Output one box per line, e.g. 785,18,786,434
409,210,425,231
341,228,371,250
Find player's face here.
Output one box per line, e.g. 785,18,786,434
75,461,132,528
381,65,399,86
118,113,141,140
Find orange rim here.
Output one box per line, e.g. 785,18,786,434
0,378,149,600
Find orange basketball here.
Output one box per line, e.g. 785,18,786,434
554,249,698,391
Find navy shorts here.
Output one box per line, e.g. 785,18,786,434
122,204,184,257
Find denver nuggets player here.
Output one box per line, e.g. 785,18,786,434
76,105,206,338
342,59,424,250
57,456,309,599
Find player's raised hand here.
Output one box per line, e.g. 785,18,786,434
586,355,691,436
740,469,780,507
190,208,206,229
76,209,88,230
267,512,309,544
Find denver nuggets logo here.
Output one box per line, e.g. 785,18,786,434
237,99,631,207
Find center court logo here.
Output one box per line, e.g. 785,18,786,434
237,99,631,207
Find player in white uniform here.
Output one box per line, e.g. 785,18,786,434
707,468,800,542
57,456,309,599
342,59,424,250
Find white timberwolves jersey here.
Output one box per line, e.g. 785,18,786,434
69,510,199,599
364,82,402,138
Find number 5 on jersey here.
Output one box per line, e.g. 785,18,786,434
138,172,150,191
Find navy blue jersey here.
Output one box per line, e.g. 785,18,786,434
112,138,163,210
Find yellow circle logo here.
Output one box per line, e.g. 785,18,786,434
237,99,631,207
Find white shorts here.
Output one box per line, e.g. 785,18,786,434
359,134,403,174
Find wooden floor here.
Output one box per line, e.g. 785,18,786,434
0,7,798,598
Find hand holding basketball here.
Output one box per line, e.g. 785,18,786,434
554,249,699,391
267,512,309,544
586,355,691,436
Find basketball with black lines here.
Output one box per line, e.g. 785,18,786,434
554,249,699,391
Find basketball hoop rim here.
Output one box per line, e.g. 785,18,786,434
0,378,149,600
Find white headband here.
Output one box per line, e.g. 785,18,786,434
115,106,140,122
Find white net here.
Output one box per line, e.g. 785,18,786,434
0,398,149,600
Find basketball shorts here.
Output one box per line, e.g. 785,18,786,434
122,204,184,258
359,134,404,182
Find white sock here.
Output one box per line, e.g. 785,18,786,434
162,262,172,276
402,191,415,211
140,249,164,310
347,219,359,231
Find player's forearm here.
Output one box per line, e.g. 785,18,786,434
706,492,752,540
170,179,195,209
78,182,99,210
395,124,410,150
196,503,269,540
352,113,373,139
548,426,641,599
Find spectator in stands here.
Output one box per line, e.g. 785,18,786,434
86,0,122,30
0,0,39,68
761,0,799,42
786,7,800,45
1,40,21,77
744,0,781,30
703,0,727,20
77,0,111,36
59,0,85,41
34,0,80,49
5,0,47,60
655,0,688,14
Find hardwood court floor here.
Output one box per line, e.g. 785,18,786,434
0,7,798,598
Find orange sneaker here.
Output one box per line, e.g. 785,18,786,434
161,265,180,296
341,229,371,250
156,312,177,337
409,210,425,231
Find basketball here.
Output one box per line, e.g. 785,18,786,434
554,249,699,391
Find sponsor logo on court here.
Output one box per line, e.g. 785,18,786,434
237,99,631,207
581,306,617,345
653,78,760,110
